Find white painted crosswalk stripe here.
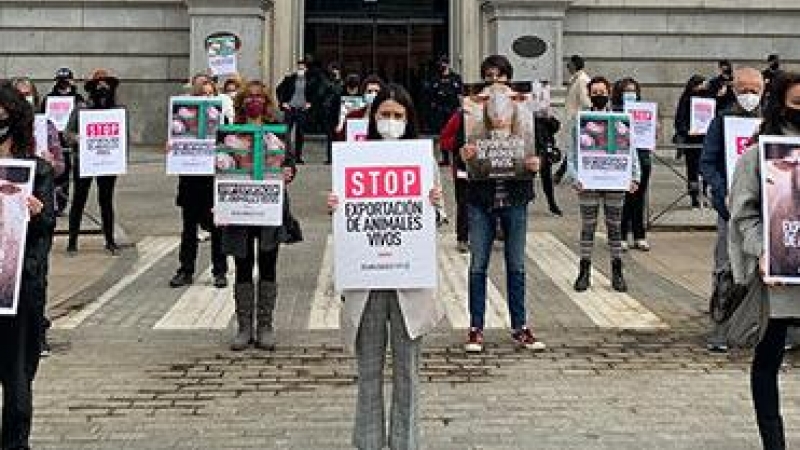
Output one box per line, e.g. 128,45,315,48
526,232,667,330
53,236,181,330
154,268,234,330
307,236,341,329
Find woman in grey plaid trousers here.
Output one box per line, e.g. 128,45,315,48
329,84,445,450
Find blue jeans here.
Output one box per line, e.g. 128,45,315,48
468,203,528,330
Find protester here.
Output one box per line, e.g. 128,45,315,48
41,67,84,216
225,81,296,351
322,62,344,164
63,69,122,256
674,74,709,208
168,80,228,289
700,67,765,352
221,76,242,124
566,76,640,293
459,55,545,353
556,55,592,184
0,81,56,450
335,75,385,141
328,83,444,450
613,77,652,251
535,112,563,216
277,59,319,164
708,59,737,113
439,108,469,253
763,54,783,89
728,71,800,450
13,77,65,357
427,56,462,165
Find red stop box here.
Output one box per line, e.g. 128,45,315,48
344,166,421,199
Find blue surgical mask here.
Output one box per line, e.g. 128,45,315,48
364,92,377,105
622,92,638,105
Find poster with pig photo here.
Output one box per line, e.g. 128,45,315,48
761,136,800,284
214,123,288,226
576,112,634,191
462,82,536,180
166,96,223,175
0,160,35,316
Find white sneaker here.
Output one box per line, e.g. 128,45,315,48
634,239,651,252
621,241,629,252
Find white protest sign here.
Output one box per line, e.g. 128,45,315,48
166,96,222,175
78,108,128,177
207,35,238,77
624,101,658,150
576,112,634,191
690,97,716,136
34,114,49,158
724,116,762,188
45,96,75,132
214,179,284,227
346,119,369,142
332,139,437,291
0,159,36,316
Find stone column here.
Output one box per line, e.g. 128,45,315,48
481,0,573,83
453,0,483,83
185,0,272,81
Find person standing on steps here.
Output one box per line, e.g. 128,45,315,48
565,76,641,293
277,59,319,164
63,69,122,256
328,83,444,450
555,55,592,185
224,81,297,351
168,80,229,289
673,74,710,209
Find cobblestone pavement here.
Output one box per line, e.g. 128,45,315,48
30,147,800,449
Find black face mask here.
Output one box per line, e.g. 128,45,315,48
91,86,113,107
590,95,609,110
785,107,800,128
0,118,11,146
771,62,780,71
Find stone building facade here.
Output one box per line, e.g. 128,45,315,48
0,0,797,146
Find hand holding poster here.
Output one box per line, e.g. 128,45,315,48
166,96,223,175
332,140,437,291
214,123,288,226
724,117,762,187
207,34,239,77
0,160,36,316
576,112,634,191
45,96,75,132
462,82,536,179
761,136,800,284
690,97,716,135
346,118,369,142
624,101,658,150
78,108,128,177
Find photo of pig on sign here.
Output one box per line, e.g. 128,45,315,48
576,112,634,191
166,96,222,175
0,160,35,316
462,81,536,179
332,140,437,291
761,136,800,284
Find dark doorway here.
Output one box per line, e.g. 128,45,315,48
305,0,450,133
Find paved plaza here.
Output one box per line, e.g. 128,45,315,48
30,145,800,449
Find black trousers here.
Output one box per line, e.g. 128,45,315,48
539,157,559,210
454,178,469,243
683,147,702,203
178,206,227,277
622,150,652,240
68,168,117,248
54,149,72,214
285,108,309,160
0,304,43,450
752,319,790,450
234,229,279,285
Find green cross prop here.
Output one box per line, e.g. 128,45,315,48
173,97,222,140
217,123,288,181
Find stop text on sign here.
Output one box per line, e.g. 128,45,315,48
345,166,422,199
630,110,653,121
86,122,120,138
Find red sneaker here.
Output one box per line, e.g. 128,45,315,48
464,328,484,353
512,327,546,351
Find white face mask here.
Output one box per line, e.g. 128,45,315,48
297,69,306,77
737,93,761,112
377,119,407,140
622,92,638,105
364,92,377,105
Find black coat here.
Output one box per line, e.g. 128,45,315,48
276,74,321,107
176,176,214,211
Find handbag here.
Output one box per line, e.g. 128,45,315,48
725,275,769,349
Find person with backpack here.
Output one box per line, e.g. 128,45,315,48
700,67,765,352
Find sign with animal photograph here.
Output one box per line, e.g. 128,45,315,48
576,111,634,191
462,82,536,180
166,96,223,175
206,34,240,77
760,136,800,284
0,160,36,316
331,139,437,291
724,117,762,188
689,97,716,136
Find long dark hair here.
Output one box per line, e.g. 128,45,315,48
757,71,800,138
0,81,35,157
612,77,641,109
680,75,706,100
367,83,418,140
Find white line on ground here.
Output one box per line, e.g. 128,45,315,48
154,267,234,330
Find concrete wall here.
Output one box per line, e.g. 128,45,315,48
0,1,189,146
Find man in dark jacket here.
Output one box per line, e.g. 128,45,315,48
707,59,737,114
700,67,764,351
461,55,545,354
276,60,319,164
428,56,462,165
41,68,85,216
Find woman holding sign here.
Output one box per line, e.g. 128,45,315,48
566,76,640,293
729,72,800,450
225,81,297,352
328,84,444,450
0,82,56,450
674,75,710,209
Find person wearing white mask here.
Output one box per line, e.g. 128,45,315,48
327,83,443,450
334,75,385,141
700,67,765,352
